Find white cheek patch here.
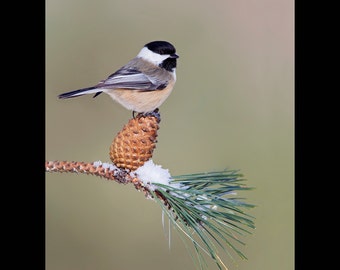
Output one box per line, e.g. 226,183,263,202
172,68,176,80
137,47,169,65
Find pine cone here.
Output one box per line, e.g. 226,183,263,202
110,114,160,171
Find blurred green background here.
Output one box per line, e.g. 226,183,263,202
46,0,294,269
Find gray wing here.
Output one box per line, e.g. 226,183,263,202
95,68,167,91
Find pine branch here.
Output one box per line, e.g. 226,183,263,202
45,160,255,270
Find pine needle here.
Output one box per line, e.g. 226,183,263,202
150,169,255,270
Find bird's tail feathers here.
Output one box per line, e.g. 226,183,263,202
58,87,102,99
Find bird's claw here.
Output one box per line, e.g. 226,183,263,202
134,108,161,123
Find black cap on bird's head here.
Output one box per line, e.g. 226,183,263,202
145,41,179,59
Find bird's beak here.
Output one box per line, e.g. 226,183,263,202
171,53,179,59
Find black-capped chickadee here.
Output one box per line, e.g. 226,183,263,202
58,41,179,115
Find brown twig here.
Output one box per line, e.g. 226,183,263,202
45,160,158,198
45,160,135,182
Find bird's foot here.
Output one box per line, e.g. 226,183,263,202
134,108,161,123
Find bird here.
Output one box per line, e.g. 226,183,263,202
58,41,179,116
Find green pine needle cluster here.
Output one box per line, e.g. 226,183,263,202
151,170,255,270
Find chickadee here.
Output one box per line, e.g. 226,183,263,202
58,41,178,115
